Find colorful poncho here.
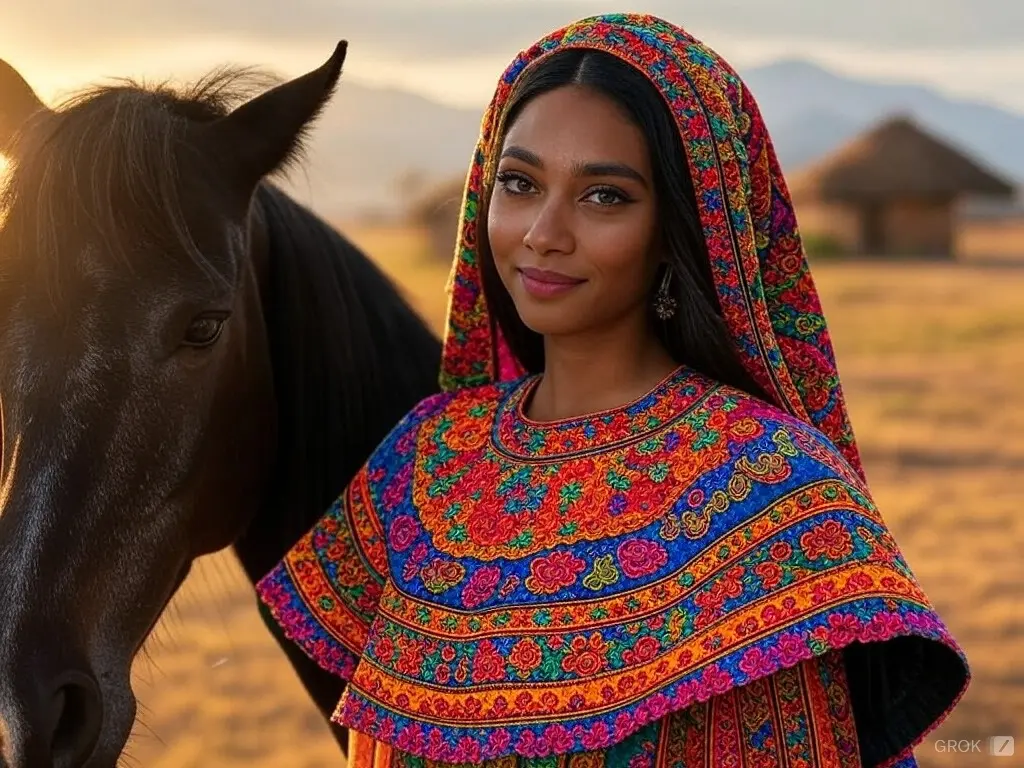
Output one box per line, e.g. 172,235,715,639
258,369,967,765
257,12,968,767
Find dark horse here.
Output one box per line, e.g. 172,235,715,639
0,44,442,767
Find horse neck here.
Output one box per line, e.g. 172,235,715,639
232,184,442,582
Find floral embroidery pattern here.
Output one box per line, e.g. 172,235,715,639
525,552,588,596
257,372,968,763
343,653,860,767
411,369,798,562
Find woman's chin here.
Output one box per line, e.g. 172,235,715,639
513,306,581,338
510,291,587,337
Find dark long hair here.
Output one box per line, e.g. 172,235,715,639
478,49,769,401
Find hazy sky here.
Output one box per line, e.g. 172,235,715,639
3,0,1023,113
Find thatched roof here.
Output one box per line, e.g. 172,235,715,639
787,115,1016,202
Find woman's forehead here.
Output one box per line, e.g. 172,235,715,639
501,87,649,165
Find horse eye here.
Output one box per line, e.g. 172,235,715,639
183,315,227,347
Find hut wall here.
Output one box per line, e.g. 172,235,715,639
879,198,953,257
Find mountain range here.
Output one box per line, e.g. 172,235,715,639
275,59,1023,220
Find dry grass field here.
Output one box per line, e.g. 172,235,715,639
121,225,1023,767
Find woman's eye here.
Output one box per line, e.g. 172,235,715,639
496,172,534,195
183,315,226,347
587,188,627,206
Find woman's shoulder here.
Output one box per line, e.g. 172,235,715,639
719,383,866,486
383,378,525,438
359,377,523,470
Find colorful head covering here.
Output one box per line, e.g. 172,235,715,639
440,12,865,480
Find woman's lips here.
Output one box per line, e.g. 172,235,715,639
517,267,586,298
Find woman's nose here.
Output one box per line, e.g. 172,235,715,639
522,197,575,256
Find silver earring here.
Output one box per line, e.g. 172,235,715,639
653,266,677,320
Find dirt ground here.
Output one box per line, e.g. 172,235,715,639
122,229,1023,767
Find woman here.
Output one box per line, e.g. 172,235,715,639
257,13,969,767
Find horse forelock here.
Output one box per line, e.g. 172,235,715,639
0,67,282,302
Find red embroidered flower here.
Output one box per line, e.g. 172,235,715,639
508,638,543,675
373,635,395,664
561,633,608,677
739,645,779,678
402,541,429,582
617,539,668,579
800,520,854,561
540,724,574,753
471,640,506,683
769,540,793,562
484,729,513,759
581,721,612,751
453,735,482,764
864,611,905,642
395,723,426,753
381,462,411,508
735,615,760,637
694,586,725,615
718,565,746,598
420,558,466,594
395,637,425,677
460,565,502,609
388,514,419,552
622,635,661,666
702,664,734,695
524,551,586,594
754,561,784,591
826,612,862,645
811,578,841,604
808,625,832,652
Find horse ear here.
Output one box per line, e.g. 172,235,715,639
199,41,347,194
0,59,49,155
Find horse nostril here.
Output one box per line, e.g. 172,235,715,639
49,672,103,766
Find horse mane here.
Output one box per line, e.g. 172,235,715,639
0,68,282,296
238,185,442,579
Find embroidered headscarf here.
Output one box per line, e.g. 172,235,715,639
439,12,865,480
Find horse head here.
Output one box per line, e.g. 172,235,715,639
0,43,349,767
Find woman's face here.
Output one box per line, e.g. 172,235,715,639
487,85,660,340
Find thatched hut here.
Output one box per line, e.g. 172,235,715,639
407,176,468,262
788,115,1016,258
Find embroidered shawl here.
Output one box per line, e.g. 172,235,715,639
256,12,969,767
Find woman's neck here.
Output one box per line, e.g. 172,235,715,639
527,316,678,422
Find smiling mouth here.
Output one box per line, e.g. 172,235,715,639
516,267,586,298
